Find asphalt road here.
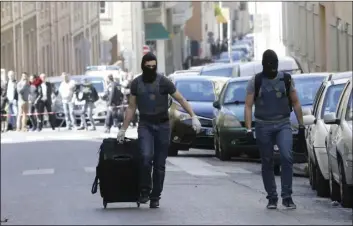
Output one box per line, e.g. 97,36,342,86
1,127,352,225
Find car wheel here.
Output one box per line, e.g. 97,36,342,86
218,138,230,161
329,169,341,202
338,160,353,208
274,164,280,176
214,134,220,158
315,164,330,197
168,145,178,157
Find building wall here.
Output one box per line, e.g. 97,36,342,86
0,2,100,79
282,2,352,73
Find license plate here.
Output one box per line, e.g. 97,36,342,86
205,128,213,136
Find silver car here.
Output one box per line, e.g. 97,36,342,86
325,77,352,208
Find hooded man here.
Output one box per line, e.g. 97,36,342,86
117,52,201,208
244,49,304,210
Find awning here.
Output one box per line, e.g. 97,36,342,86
145,23,170,40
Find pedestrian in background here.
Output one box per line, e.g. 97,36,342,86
104,74,124,133
59,72,77,130
16,72,30,132
6,70,18,130
244,49,305,210
37,73,56,130
28,74,40,131
117,52,201,208
76,78,98,131
1,70,8,132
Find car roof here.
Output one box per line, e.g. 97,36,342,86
172,75,229,83
290,73,328,79
228,76,252,83
174,69,200,74
325,71,352,82
201,62,241,71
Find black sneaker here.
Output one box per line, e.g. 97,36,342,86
266,199,278,209
282,197,296,209
139,192,150,204
150,199,159,208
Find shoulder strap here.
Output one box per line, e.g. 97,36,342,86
254,73,262,100
282,72,293,111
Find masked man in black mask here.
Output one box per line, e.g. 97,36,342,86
117,52,201,208
244,49,304,210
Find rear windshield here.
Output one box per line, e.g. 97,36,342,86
320,83,345,118
223,81,248,104
200,67,233,77
175,80,215,102
294,76,325,106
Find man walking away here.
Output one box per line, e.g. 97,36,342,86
36,73,56,130
28,74,41,131
59,73,77,130
117,52,201,208
16,73,30,132
244,49,305,210
104,74,124,133
6,70,18,130
76,78,98,131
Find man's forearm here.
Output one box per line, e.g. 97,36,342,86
244,105,252,129
179,99,196,117
293,103,304,125
122,106,136,130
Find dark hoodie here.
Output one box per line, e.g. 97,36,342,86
141,52,158,83
29,77,42,103
262,49,278,79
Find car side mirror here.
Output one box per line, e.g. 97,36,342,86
303,115,316,126
213,100,220,109
302,108,312,116
323,113,340,125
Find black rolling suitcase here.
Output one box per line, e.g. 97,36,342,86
91,138,141,208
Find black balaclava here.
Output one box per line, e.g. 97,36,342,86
141,52,157,83
262,49,279,79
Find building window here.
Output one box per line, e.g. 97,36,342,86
142,2,161,9
100,1,105,13
239,2,247,11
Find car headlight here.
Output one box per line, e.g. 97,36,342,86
175,110,191,121
223,114,242,127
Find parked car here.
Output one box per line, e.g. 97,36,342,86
214,51,248,63
324,77,352,208
235,56,303,77
303,71,352,197
168,75,229,156
212,76,258,160
231,43,252,60
199,62,242,78
168,69,200,77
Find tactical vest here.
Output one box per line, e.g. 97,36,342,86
254,72,291,121
136,74,169,123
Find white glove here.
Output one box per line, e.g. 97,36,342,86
117,129,126,142
191,116,202,134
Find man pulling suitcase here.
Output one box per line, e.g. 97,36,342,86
117,52,201,208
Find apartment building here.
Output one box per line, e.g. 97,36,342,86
223,2,251,39
282,2,352,73
0,2,100,78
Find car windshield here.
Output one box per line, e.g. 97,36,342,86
294,77,325,106
73,77,105,93
223,81,248,104
320,84,345,118
200,67,233,77
220,51,243,61
175,80,215,102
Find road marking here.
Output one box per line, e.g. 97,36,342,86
22,168,55,175
167,157,228,176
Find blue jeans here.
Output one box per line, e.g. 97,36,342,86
8,101,17,128
80,102,95,128
255,120,293,200
138,121,171,200
62,102,76,128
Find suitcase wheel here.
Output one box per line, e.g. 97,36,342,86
103,200,107,209
137,202,140,208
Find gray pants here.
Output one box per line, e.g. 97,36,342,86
138,121,171,200
255,120,293,200
80,102,95,128
63,102,76,128
7,101,18,129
